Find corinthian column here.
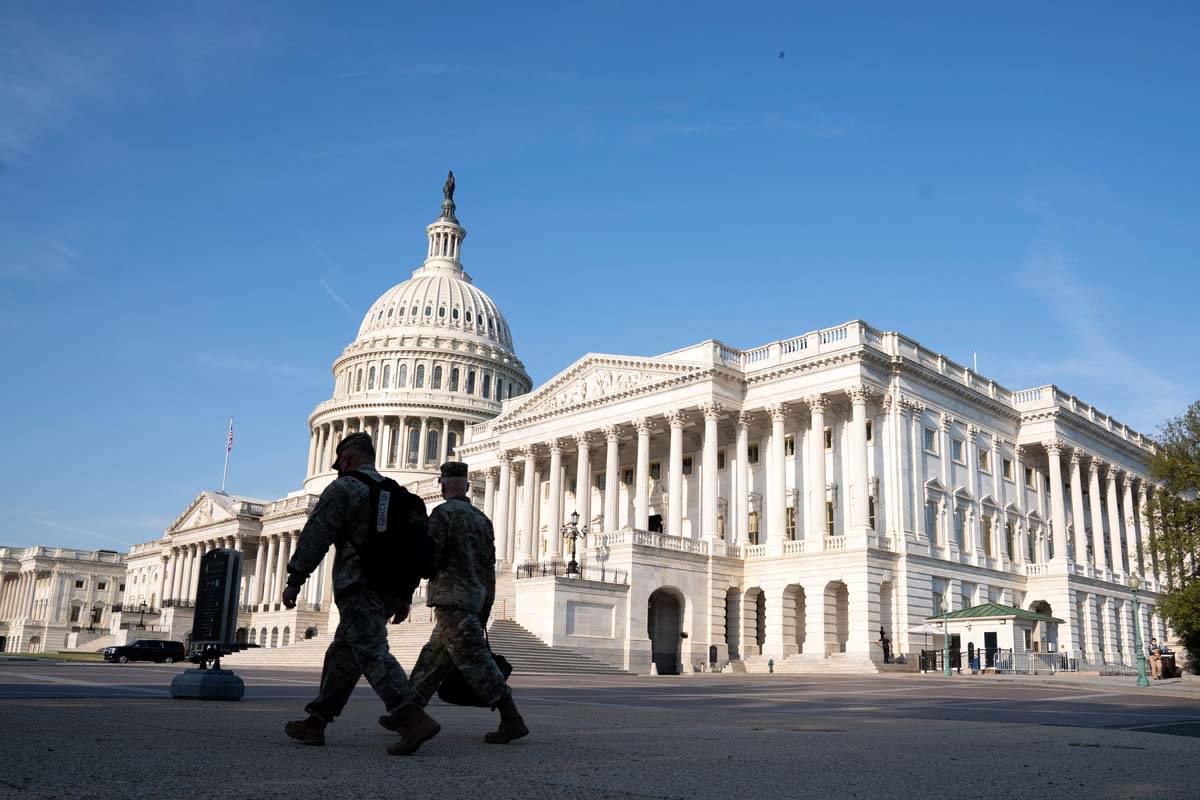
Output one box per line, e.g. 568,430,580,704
546,440,564,558
603,426,620,532
574,433,592,530
1088,459,1107,574
735,411,750,545
767,404,787,544
806,396,828,546
1122,472,1139,576
847,387,872,537
518,447,537,567
1105,466,1124,577
701,403,721,540
1044,441,1068,563
633,419,651,531
483,468,497,519
494,454,512,564
1070,450,1088,566
666,411,686,538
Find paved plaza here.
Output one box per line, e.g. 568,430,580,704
1,663,1198,799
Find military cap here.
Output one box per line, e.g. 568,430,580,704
332,431,374,467
439,461,469,478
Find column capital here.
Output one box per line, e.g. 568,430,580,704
665,409,688,429
484,466,500,480
1105,464,1120,484
518,446,537,462
573,431,594,449
700,402,723,421
736,410,752,429
965,423,980,436
804,394,827,413
845,384,872,405
1088,457,1102,477
546,438,564,455
939,412,953,431
1014,444,1025,459
1069,449,1082,466
766,403,788,422
602,425,621,443
633,417,652,436
1041,439,1065,456
497,450,512,466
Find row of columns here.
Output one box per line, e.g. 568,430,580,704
475,390,878,565
1078,592,1164,664
1046,442,1153,578
308,414,457,477
0,571,39,620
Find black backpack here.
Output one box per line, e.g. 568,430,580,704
343,471,437,597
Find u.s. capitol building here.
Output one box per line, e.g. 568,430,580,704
104,180,1168,673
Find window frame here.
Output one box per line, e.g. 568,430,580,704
951,437,965,464
923,427,938,454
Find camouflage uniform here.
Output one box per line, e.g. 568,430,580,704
410,496,510,707
286,464,425,722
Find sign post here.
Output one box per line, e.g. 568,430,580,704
170,548,246,701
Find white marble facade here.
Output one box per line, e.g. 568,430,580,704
105,180,1169,673
456,322,1168,674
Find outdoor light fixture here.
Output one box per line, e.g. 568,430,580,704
1130,574,1150,688
561,510,587,575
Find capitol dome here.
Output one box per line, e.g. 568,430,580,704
302,174,532,491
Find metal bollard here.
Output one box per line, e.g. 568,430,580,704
768,658,774,674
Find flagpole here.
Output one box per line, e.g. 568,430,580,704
221,416,233,493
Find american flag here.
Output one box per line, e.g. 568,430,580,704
226,417,234,453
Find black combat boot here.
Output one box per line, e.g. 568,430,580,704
484,694,529,744
385,704,442,756
284,715,327,746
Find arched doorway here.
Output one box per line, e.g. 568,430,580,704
248,628,258,645
743,588,765,656
270,627,279,648
784,585,806,654
235,627,248,645
879,580,895,641
724,587,741,659
28,635,42,653
282,626,291,647
825,581,849,653
647,588,683,675
259,627,268,647
1029,600,1054,652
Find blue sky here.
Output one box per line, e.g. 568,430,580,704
1,2,1197,551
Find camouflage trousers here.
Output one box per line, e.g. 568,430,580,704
305,585,418,723
411,606,510,708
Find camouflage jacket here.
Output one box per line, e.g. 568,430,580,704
286,465,424,600
424,497,496,617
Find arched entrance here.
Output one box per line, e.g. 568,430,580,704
724,587,741,659
235,627,248,645
270,627,279,648
647,588,683,675
1029,600,1054,652
743,588,765,656
282,626,291,647
28,635,42,653
825,581,849,653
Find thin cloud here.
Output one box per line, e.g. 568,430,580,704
195,351,321,380
31,518,127,547
1009,245,1187,431
636,114,851,143
319,278,355,316
0,236,78,282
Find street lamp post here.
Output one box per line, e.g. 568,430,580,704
137,602,148,630
561,511,588,575
1130,574,1151,688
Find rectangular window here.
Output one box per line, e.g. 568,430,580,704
825,501,835,535
682,456,693,475
69,605,81,623
543,482,550,499
824,428,833,451
569,478,577,495
982,516,993,557
931,591,945,617
1006,522,1015,560
1023,629,1033,651
868,496,876,530
97,582,107,591
783,434,795,457
717,449,726,470
979,449,990,473
1024,467,1035,489
923,427,937,454
748,511,760,545
786,506,796,539
649,461,661,481
1003,458,1014,481
952,438,965,463
118,583,125,592
1027,530,1037,562
925,501,940,545
621,468,633,485
594,472,606,491
75,580,84,589
865,420,873,443
954,508,966,548
747,444,759,464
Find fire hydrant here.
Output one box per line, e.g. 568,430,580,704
768,659,775,673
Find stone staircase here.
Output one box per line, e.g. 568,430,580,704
223,614,628,676
66,632,118,653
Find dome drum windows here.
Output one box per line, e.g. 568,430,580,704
449,367,460,392
398,364,408,388
438,306,446,319
415,364,426,389
432,366,443,390
355,369,363,392
382,364,391,388
466,369,476,395
368,366,377,390
482,373,491,399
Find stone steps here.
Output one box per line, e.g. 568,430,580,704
223,616,629,676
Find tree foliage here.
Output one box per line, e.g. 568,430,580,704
1147,401,1200,669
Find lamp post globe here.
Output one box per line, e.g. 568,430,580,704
561,511,587,575
1129,574,1151,688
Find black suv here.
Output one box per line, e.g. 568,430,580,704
103,640,186,664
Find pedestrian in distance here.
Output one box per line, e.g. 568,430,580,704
387,461,528,755
281,432,441,753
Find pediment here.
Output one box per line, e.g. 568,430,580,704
499,355,703,424
168,492,234,535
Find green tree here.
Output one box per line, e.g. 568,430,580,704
1147,401,1200,670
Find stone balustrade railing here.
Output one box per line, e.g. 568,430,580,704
825,535,847,551
782,540,805,556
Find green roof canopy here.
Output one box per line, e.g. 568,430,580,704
924,602,1063,624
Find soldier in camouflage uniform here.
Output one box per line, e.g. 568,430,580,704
281,432,441,752
388,461,528,754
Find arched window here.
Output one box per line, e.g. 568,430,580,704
398,364,408,388
426,429,440,462
432,366,443,390
508,381,514,398
496,381,504,401
382,364,391,388
425,305,432,317
450,368,460,392
447,431,458,455
466,310,473,323
482,374,491,399
415,365,425,388
407,429,420,465
466,370,476,395
355,370,363,391
452,308,460,321
438,306,446,319
368,366,376,389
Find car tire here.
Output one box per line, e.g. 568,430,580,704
163,656,175,663
117,655,129,663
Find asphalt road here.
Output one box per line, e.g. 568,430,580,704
2,663,1198,799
